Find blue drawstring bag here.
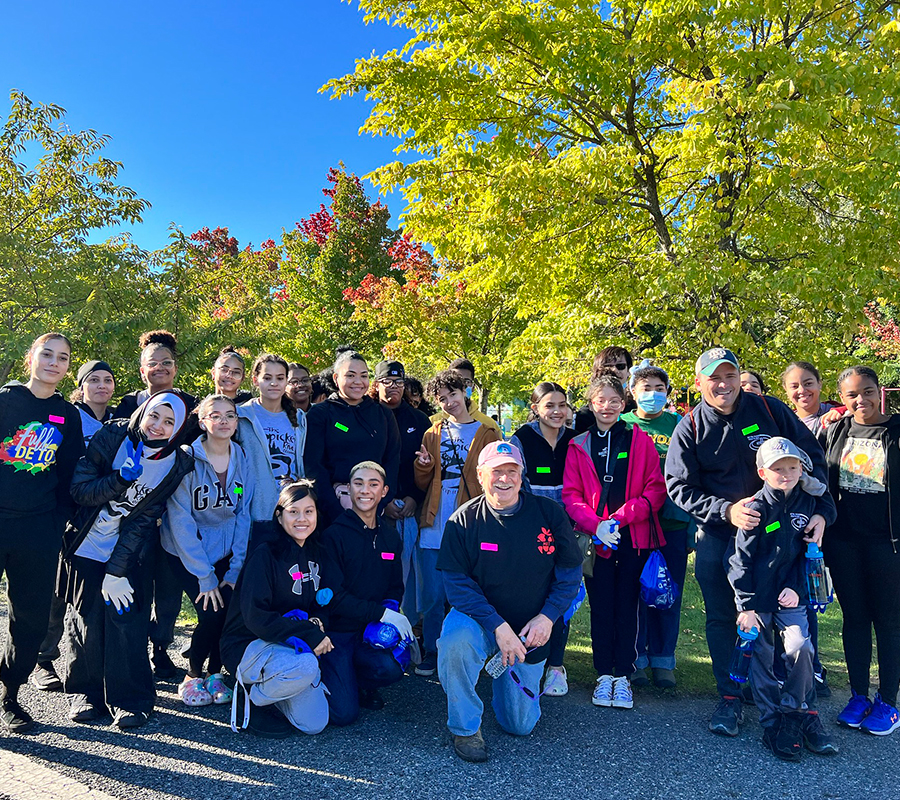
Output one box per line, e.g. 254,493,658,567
640,549,680,610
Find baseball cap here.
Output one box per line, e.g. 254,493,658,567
756,436,813,472
374,360,405,381
695,347,740,377
477,441,524,470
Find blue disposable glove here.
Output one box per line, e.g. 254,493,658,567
119,440,144,482
282,609,309,622
592,519,621,551
286,636,312,654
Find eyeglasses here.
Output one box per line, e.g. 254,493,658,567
145,360,175,369
593,397,624,408
378,379,405,388
288,378,312,387
203,413,238,423
603,362,628,371
216,366,244,378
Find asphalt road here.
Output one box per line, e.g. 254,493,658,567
1,627,897,800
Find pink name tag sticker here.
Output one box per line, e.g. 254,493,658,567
290,571,304,580
480,542,499,552
49,415,65,424
381,552,395,561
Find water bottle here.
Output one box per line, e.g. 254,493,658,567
728,625,759,684
805,543,832,613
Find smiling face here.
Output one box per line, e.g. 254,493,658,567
783,367,821,416
140,403,176,441
335,359,370,404
349,467,389,514
696,363,742,413
29,338,71,387
758,456,802,494
286,366,311,406
532,391,568,430
278,495,318,545
139,345,177,391
478,463,523,509
436,386,468,421
839,372,882,424
82,369,115,406
740,372,763,396
200,399,238,441
253,362,288,403
212,355,245,397
589,386,625,429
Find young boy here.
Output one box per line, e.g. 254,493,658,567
727,436,838,761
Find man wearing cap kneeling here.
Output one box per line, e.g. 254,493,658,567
665,347,830,738
436,441,582,762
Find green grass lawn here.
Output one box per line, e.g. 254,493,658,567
177,553,850,695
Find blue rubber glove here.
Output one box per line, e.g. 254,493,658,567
282,609,309,622
119,440,144,482
286,636,312,654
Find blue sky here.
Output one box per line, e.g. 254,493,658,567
1,1,410,250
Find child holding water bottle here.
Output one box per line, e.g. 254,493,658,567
726,436,837,761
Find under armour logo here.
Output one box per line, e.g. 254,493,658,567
288,561,321,595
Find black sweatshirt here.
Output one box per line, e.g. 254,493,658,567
665,391,829,540
304,394,402,523
390,400,430,504
321,508,403,633
0,382,84,519
220,523,332,674
727,481,837,612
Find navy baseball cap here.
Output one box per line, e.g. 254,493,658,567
695,348,739,377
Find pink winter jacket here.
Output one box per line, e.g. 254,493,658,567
562,422,667,558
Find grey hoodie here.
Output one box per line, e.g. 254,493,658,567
161,438,255,592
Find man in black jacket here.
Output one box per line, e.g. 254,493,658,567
665,348,830,737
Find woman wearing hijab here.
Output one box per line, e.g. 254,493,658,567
59,392,194,729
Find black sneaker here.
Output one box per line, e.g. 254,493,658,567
246,702,294,739
415,652,437,677
0,696,34,734
762,722,800,762
30,662,63,692
709,696,743,737
774,712,804,761
814,669,832,699
452,728,488,763
359,688,385,710
69,701,106,723
113,709,150,730
801,712,839,755
151,646,179,680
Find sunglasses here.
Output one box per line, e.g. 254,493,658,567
508,666,547,701
603,362,628,370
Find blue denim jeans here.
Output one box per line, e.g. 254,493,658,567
399,517,420,621
437,608,545,737
417,546,447,655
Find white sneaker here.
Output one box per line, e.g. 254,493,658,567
543,667,568,697
592,674,614,707
611,676,634,709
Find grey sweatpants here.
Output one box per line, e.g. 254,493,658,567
750,607,815,728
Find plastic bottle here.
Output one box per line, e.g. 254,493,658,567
728,625,759,684
805,542,832,613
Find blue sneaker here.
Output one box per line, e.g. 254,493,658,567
837,692,873,728
860,694,900,736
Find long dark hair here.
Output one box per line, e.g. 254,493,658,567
586,371,627,403
252,353,298,427
527,381,567,421
274,481,319,544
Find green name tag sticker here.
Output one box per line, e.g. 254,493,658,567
233,487,243,495
617,452,628,459
335,422,349,432
536,467,551,474
765,521,781,533
742,424,760,436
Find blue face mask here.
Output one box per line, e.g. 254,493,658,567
464,386,473,400
636,391,668,414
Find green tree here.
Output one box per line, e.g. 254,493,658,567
0,90,149,381
327,0,900,384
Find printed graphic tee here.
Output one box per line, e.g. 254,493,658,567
255,405,297,482
837,419,889,538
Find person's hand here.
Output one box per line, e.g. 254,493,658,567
518,613,553,649
494,622,528,667
333,483,352,510
778,588,800,608
384,500,403,520
593,519,620,550
101,574,134,613
381,607,414,642
313,636,334,656
737,609,759,633
219,579,235,590
803,514,826,545
119,440,144,482
309,617,325,632
399,496,417,518
820,407,849,429
726,498,761,531
415,444,433,467
196,586,224,612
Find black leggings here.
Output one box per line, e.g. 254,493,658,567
166,553,232,677
826,537,900,706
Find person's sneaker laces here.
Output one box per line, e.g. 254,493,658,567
860,693,900,736
592,675,614,707
709,696,743,736
630,666,650,687
29,662,63,692
542,667,568,697
774,712,804,761
452,728,488,763
204,673,233,705
814,668,831,698
801,712,839,754
0,696,34,734
611,677,634,709
415,652,437,677
762,719,800,762
837,691,873,729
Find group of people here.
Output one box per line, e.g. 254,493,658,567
0,332,897,766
